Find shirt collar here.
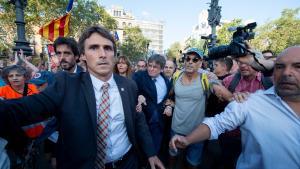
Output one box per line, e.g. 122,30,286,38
263,86,281,99
62,64,77,73
72,65,78,73
89,73,115,92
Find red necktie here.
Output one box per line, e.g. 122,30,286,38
95,82,110,169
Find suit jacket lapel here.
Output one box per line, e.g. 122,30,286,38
114,74,133,134
81,73,97,134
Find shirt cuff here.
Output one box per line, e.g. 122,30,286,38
202,117,218,140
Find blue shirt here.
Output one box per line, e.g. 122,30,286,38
203,87,300,169
153,74,167,104
0,78,5,87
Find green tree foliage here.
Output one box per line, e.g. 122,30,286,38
185,38,206,51
0,0,117,51
120,26,151,62
216,19,242,45
251,8,300,54
166,42,182,59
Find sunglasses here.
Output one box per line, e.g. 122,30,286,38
185,57,200,63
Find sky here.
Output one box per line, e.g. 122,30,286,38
98,0,300,50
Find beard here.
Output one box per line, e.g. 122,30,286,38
60,61,75,71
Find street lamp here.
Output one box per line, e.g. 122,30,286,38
208,0,222,35
8,0,32,56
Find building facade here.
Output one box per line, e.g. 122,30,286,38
107,6,164,54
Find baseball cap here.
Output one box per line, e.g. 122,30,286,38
186,48,204,59
29,71,54,86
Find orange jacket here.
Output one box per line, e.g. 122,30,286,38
0,84,45,138
0,84,39,99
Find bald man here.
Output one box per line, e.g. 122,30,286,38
170,46,300,169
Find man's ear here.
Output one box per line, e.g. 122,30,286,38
81,54,86,61
75,55,80,63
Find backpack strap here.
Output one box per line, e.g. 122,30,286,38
228,72,241,93
172,70,183,86
201,73,209,98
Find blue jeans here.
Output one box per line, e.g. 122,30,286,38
169,130,204,166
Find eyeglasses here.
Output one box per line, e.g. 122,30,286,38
185,57,200,63
236,60,250,66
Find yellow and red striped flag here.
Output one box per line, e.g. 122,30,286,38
38,13,71,42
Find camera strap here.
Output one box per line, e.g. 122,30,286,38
228,72,273,92
248,50,268,72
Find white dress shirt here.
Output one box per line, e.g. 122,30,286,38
203,87,300,169
90,74,132,163
153,74,167,104
72,64,78,73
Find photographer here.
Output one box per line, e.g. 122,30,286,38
202,23,275,168
170,46,300,169
207,22,274,75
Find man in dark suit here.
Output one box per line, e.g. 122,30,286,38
132,54,171,157
0,25,164,169
54,37,84,73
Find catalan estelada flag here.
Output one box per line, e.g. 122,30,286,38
38,13,71,42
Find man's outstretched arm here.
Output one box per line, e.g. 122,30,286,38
169,124,211,151
170,101,247,151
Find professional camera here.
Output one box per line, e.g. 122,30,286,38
208,22,257,59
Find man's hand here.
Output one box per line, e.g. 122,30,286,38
232,92,250,103
138,95,147,106
136,95,147,113
163,106,172,117
212,84,233,101
148,156,165,169
18,49,26,61
169,135,189,153
206,72,218,81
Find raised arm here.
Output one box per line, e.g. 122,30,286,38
0,73,66,134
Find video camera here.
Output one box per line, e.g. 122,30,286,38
207,22,257,59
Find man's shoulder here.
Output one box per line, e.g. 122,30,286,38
132,70,149,81
76,65,84,73
222,73,238,88
245,88,274,104
53,71,90,84
114,74,136,86
223,73,235,82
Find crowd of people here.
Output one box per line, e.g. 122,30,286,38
0,25,299,169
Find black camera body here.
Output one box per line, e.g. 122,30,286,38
208,22,257,59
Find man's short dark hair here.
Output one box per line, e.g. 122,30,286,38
167,57,177,69
137,59,147,66
1,65,30,84
216,57,233,72
53,37,79,57
148,54,166,69
78,25,116,56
